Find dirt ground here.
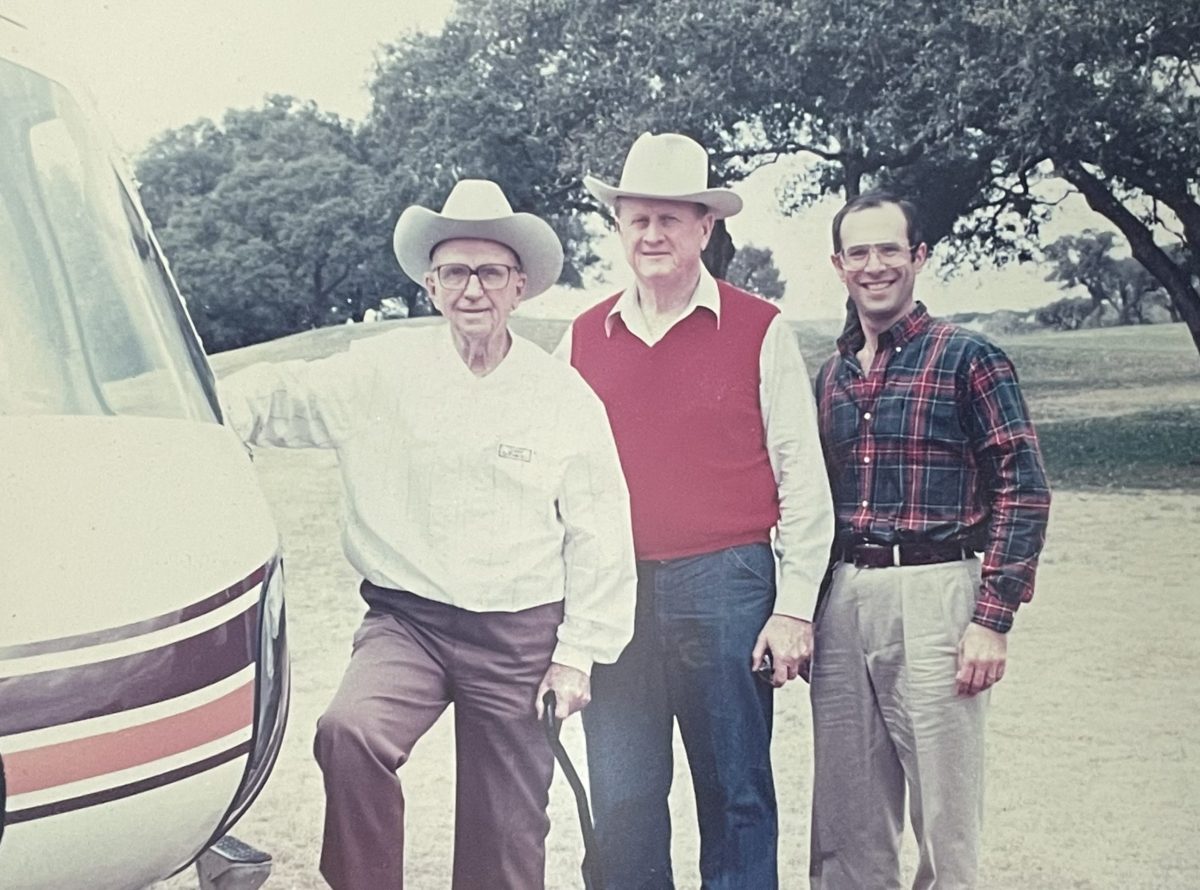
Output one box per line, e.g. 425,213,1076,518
152,438,1200,889
147,320,1200,889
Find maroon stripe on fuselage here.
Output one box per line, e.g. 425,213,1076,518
0,603,259,736
0,564,266,661
4,740,252,825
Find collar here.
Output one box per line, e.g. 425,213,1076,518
837,301,931,357
604,267,721,340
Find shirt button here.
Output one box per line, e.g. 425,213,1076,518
863,456,871,464
863,412,872,421
895,346,902,352
861,500,869,508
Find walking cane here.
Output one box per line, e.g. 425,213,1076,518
542,691,606,890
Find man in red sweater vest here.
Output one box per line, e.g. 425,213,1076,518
556,132,835,889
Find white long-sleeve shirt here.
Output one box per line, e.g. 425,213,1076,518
554,269,835,619
221,323,637,674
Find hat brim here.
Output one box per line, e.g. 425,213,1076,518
393,207,565,299
583,175,743,219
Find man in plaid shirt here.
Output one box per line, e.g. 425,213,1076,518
809,192,1051,889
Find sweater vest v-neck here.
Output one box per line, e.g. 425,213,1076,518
569,280,781,560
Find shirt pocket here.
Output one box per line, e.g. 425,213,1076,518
488,434,559,532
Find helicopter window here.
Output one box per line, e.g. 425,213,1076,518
0,57,217,422
0,188,79,415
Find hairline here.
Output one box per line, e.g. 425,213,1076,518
831,191,922,254
613,195,710,220
427,237,523,271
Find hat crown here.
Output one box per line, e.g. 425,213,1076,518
440,178,516,221
618,132,712,196
582,132,742,218
392,178,564,298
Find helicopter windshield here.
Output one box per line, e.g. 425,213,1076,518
0,56,218,421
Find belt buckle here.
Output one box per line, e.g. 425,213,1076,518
850,542,899,569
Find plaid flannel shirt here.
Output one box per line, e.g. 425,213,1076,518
815,303,1051,632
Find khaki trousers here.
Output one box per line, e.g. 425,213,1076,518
809,559,989,890
313,585,562,890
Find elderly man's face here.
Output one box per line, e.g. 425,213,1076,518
616,197,713,288
425,238,525,340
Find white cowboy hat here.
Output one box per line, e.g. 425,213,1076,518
393,179,564,298
583,132,742,219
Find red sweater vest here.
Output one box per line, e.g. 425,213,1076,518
570,280,781,559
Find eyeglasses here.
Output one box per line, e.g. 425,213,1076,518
837,242,915,271
432,263,520,291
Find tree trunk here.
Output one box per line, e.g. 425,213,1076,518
1059,162,1200,358
702,219,735,279
312,263,325,329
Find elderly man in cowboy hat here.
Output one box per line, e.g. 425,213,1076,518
555,133,835,888
220,179,637,890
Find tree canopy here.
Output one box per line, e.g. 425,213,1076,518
364,0,1200,351
1044,230,1180,325
137,97,406,350
138,0,1200,356
726,245,786,301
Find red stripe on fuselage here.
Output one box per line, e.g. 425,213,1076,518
4,680,254,795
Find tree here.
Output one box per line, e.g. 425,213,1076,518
773,0,1200,350
994,0,1200,348
136,1,1199,354
137,96,410,351
363,0,819,281
1043,230,1172,326
363,0,1200,355
1034,296,1095,331
725,245,786,301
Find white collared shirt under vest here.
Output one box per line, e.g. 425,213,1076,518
555,267,834,620
220,322,637,674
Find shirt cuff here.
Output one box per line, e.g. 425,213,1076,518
773,573,821,621
972,593,1016,633
551,641,594,676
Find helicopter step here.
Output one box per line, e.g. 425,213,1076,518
195,836,273,890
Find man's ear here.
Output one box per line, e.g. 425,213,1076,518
912,242,929,273
424,273,443,312
831,254,848,285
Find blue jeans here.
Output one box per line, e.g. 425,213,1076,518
583,543,778,890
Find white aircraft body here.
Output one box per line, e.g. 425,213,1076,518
0,19,289,890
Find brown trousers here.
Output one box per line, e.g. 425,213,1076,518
313,584,563,890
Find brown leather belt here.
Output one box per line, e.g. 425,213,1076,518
838,541,973,569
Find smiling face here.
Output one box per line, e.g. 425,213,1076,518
425,238,525,343
615,197,713,291
833,202,928,333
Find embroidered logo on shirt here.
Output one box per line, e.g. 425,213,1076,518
498,444,533,463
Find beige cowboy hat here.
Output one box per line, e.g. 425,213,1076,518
393,179,564,298
583,132,743,219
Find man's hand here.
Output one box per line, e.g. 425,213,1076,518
751,614,813,688
956,622,1007,696
535,663,591,720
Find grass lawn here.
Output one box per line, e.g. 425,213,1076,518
214,317,1200,491
999,324,1200,490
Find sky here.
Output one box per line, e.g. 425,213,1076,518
6,0,1096,322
